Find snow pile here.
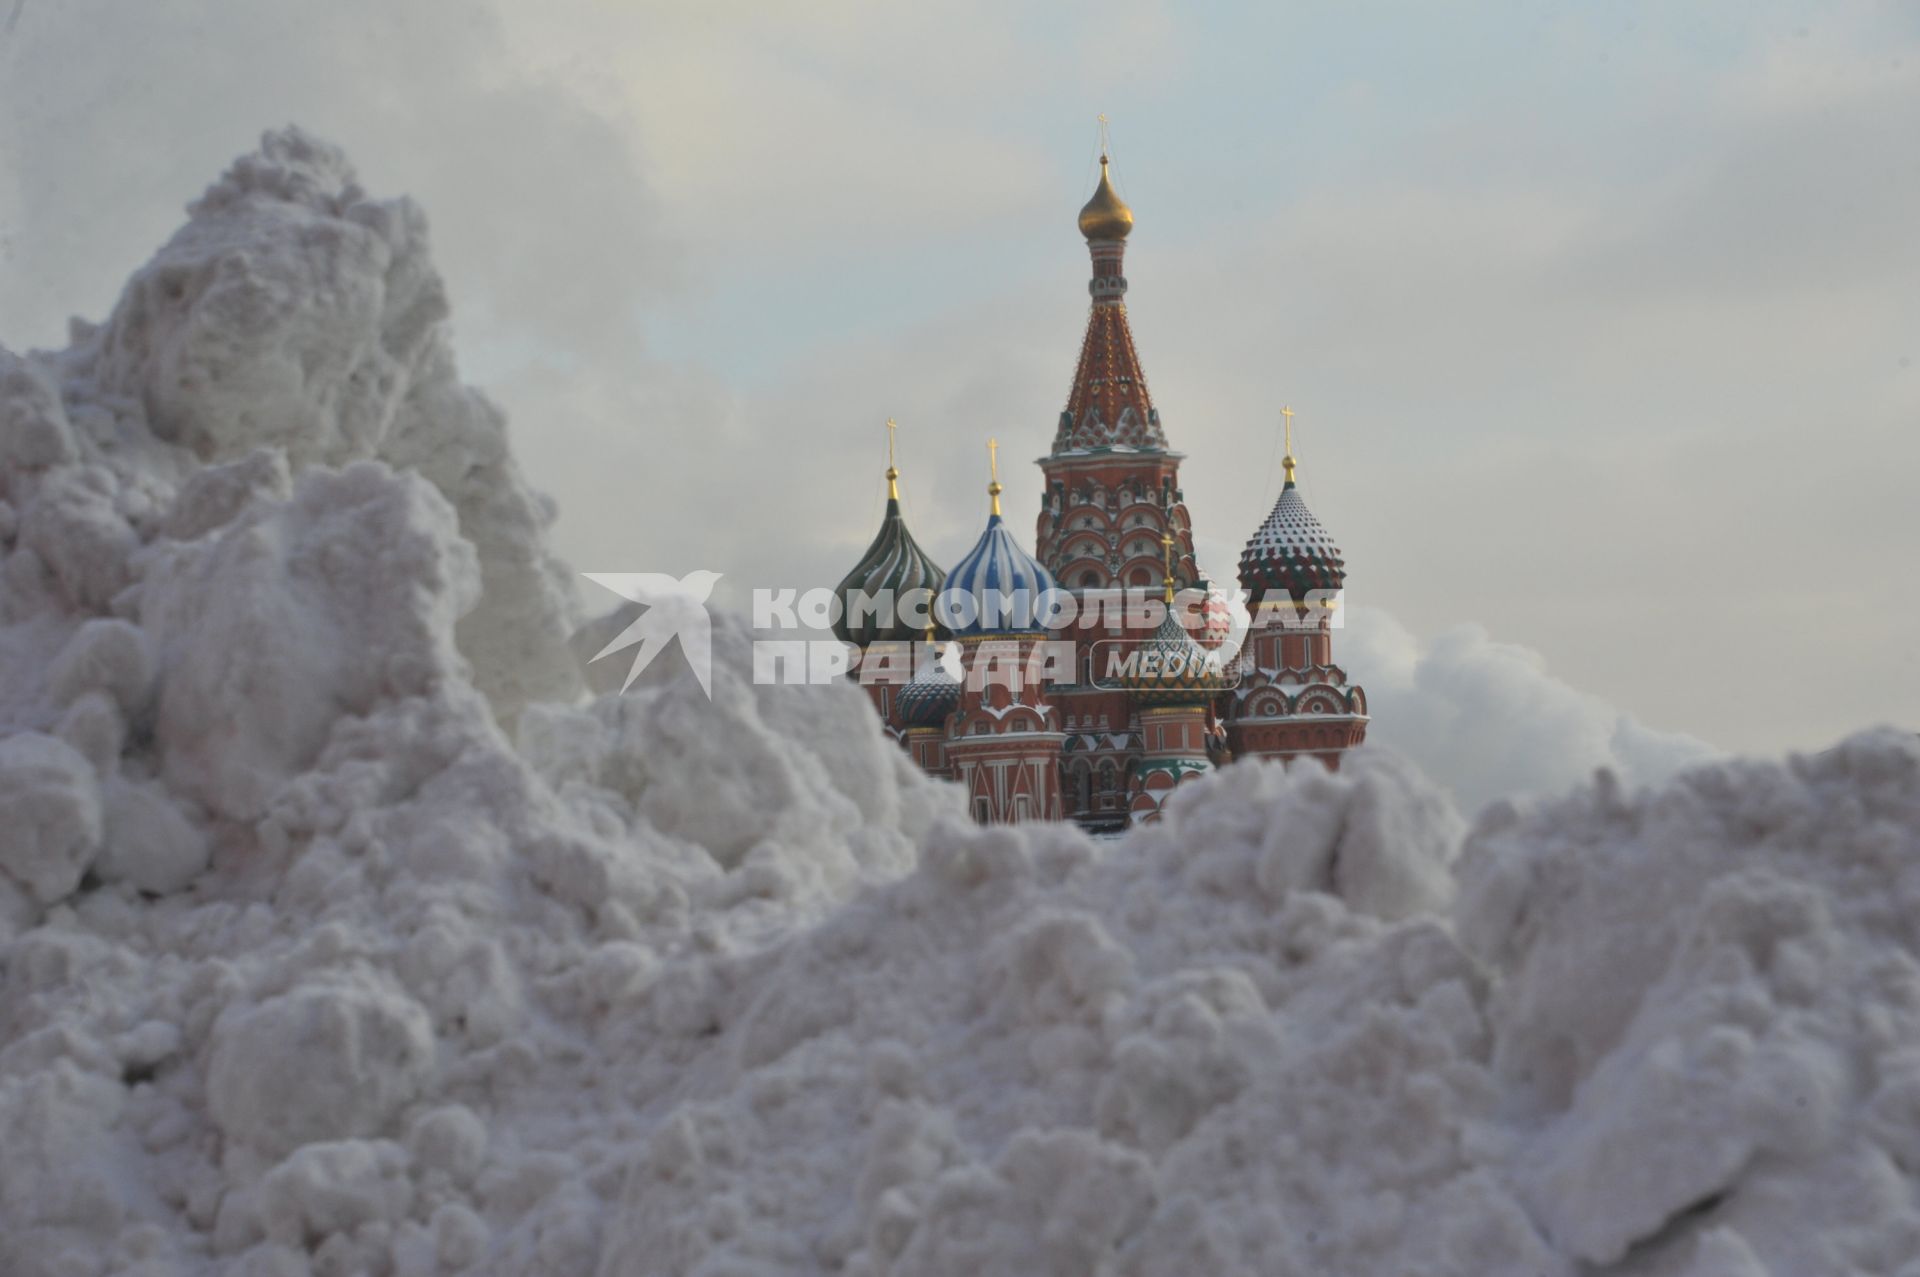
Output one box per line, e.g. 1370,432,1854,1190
1460,734,1920,1273
2,129,1918,1277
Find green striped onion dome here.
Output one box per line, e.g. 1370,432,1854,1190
833,496,946,647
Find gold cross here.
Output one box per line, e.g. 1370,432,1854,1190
884,418,900,499
987,437,999,483
1281,404,1294,455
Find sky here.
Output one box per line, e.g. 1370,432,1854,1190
2,0,1916,779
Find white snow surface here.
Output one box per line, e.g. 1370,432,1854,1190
2,129,1919,1277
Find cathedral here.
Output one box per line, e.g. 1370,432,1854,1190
834,155,1368,830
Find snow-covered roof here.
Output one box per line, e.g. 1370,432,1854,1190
1237,481,1347,596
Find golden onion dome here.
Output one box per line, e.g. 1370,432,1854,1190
1077,154,1134,241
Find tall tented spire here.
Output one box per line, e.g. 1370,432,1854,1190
1053,150,1169,455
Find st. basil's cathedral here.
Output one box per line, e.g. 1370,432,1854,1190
833,155,1369,831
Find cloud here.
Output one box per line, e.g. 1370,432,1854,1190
1341,607,1717,817
0,0,670,361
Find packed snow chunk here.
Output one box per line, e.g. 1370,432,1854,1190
1679,1228,1771,1277
395,906,526,1047
993,911,1136,1029
80,124,580,722
886,1129,1154,1277
17,464,138,611
258,1139,413,1247
0,731,104,904
97,776,210,894
525,612,943,898
54,690,126,775
0,347,77,472
1521,871,1851,1263
162,447,292,541
1150,745,1461,921
1460,729,1920,1271
1459,730,1920,1112
406,1105,488,1185
1328,748,1468,918
1093,967,1277,1155
143,460,480,821
92,129,423,467
0,1063,166,1266
206,972,436,1158
385,355,584,724
49,616,156,716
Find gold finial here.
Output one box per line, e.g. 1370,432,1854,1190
885,417,900,501
1280,405,1298,486
1078,120,1134,241
1160,531,1177,606
987,437,1003,517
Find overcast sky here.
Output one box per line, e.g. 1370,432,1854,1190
3,0,1916,766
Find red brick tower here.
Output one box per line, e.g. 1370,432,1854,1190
1036,154,1208,828
1224,412,1369,766
1120,536,1230,823
940,445,1068,823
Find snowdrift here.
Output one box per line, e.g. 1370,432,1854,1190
2,128,1917,1277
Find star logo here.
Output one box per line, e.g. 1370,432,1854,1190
580,571,724,697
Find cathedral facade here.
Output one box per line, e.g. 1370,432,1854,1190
834,156,1368,830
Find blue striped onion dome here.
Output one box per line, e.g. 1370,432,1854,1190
833,496,946,647
1237,481,1345,599
897,647,960,728
1122,607,1228,705
937,512,1065,636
